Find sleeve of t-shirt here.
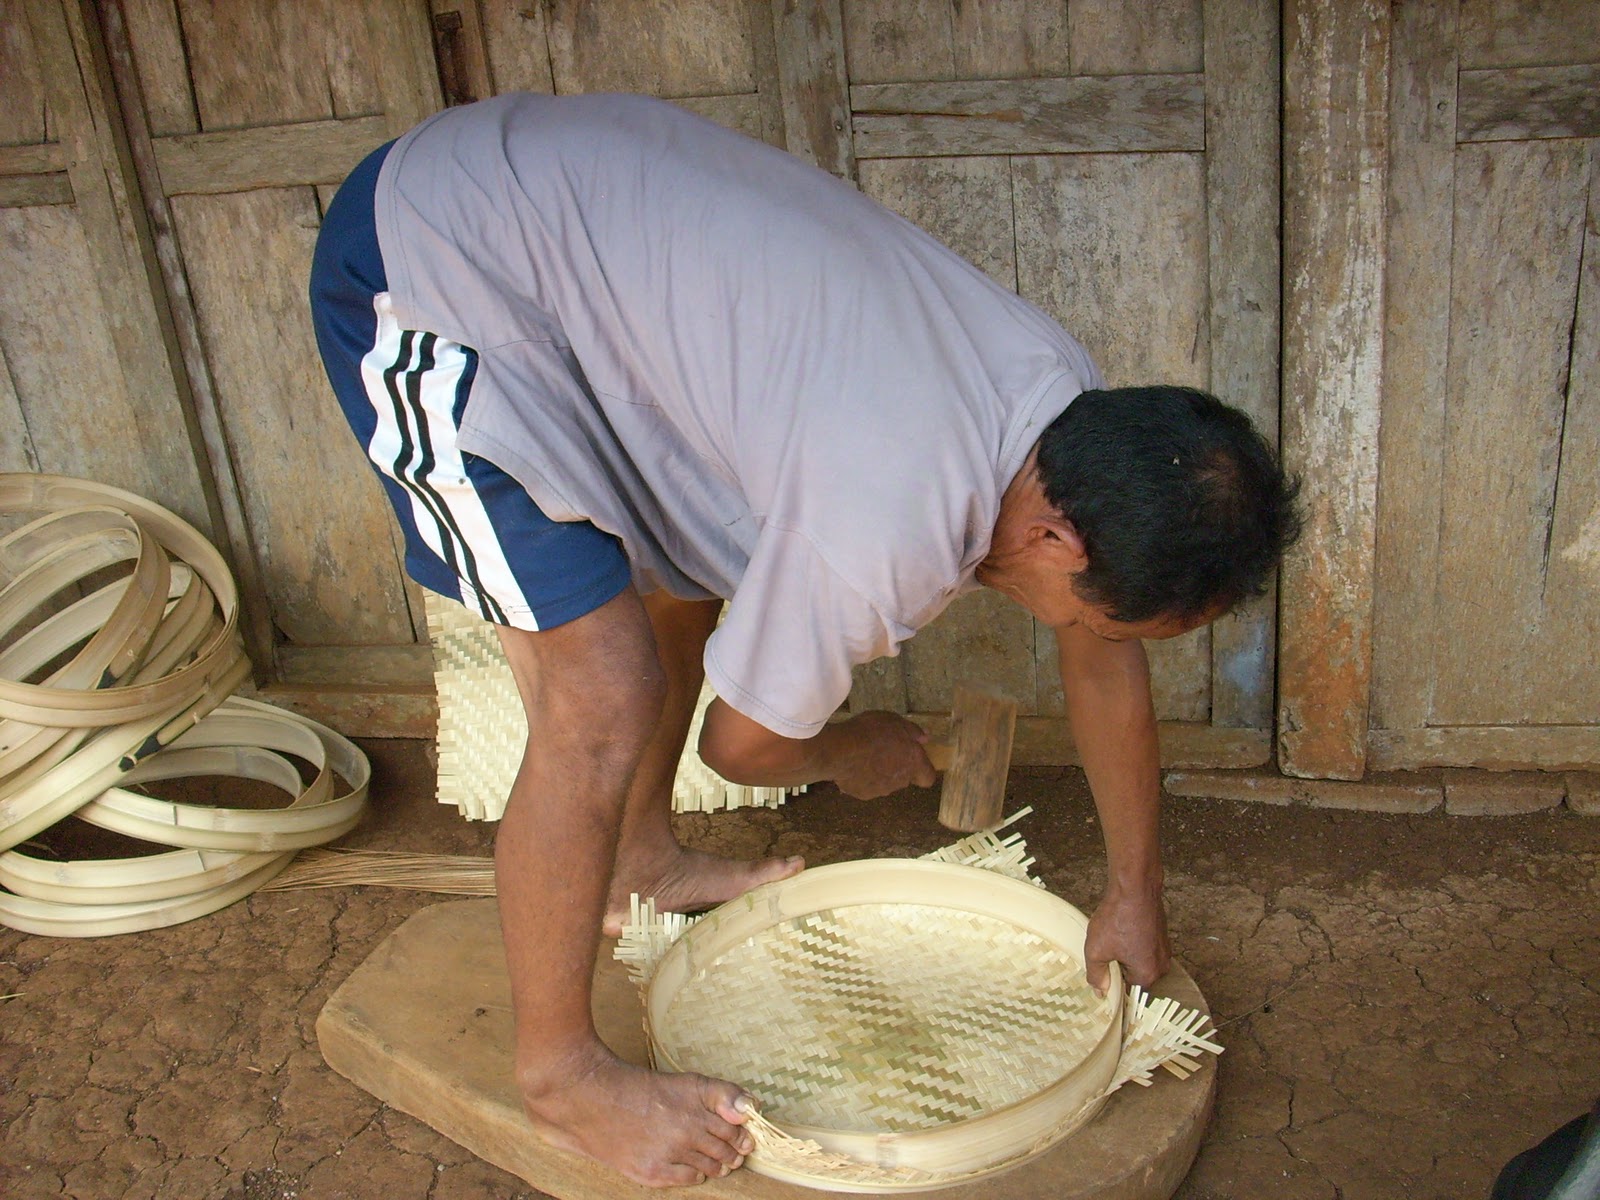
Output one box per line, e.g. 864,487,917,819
703,524,915,740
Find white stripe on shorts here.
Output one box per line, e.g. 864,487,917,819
359,292,538,628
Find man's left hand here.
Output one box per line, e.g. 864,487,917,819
1084,881,1171,994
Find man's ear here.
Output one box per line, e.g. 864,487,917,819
1034,513,1089,572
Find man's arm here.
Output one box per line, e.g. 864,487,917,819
1055,620,1172,991
699,699,937,799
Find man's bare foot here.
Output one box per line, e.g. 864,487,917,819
522,1047,756,1187
603,846,804,936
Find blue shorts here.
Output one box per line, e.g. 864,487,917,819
308,141,631,630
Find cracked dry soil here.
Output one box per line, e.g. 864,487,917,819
3,740,1598,1200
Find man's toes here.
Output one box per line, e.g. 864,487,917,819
680,1149,728,1179
696,1127,745,1167
763,855,804,881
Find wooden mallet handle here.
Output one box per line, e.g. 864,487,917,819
933,685,1018,832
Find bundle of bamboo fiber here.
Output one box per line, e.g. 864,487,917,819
0,474,369,937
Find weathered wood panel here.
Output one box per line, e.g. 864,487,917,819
1068,0,1202,76
153,116,391,196
910,714,1268,770
1011,154,1210,415
479,0,556,95
1369,725,1600,773
851,76,1204,158
0,337,40,474
1011,151,1213,723
169,188,417,647
1536,144,1600,721
856,156,1017,289
27,0,214,534
101,0,279,669
842,1,1070,84
1370,0,1457,732
173,0,382,132
851,156,1020,714
953,1,1070,81
544,0,756,97
1457,66,1600,143
1276,0,1390,780
0,204,152,488
119,0,198,136
0,174,73,206
0,0,51,146
770,0,853,178
276,644,437,686
370,0,446,139
1203,0,1280,731
843,0,955,83
428,0,494,107
1459,0,1600,71
1431,139,1594,726
0,142,68,174
901,591,1037,715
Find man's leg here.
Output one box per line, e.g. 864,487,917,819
493,589,754,1186
602,591,803,934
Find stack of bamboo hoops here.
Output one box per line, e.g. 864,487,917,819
0,474,369,937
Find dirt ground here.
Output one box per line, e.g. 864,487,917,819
3,740,1598,1200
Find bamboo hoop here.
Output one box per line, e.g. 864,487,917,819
0,475,372,937
0,843,282,906
0,651,249,853
0,474,244,727
0,565,205,780
0,853,293,938
645,860,1124,1190
76,697,370,852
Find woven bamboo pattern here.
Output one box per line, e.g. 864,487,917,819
642,859,1132,1189
659,901,1108,1132
424,590,801,819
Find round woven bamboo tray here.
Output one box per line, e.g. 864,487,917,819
645,859,1124,1191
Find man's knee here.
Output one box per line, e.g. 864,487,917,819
533,637,667,771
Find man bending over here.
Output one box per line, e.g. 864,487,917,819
310,92,1299,1188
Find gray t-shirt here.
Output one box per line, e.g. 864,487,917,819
375,93,1102,738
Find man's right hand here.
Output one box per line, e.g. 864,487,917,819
823,710,939,799
700,701,937,798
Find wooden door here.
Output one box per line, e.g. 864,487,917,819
1,2,213,535
1280,0,1600,777
836,0,1281,768
1373,0,1600,772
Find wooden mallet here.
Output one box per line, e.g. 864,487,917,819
924,684,1019,832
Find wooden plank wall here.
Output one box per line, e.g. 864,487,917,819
1307,0,1600,775
13,0,1594,774
1,0,1281,764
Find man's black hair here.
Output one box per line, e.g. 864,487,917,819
1035,385,1302,624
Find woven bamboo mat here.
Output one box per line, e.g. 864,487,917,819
425,590,799,819
658,900,1110,1133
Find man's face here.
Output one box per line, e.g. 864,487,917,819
986,563,1220,641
